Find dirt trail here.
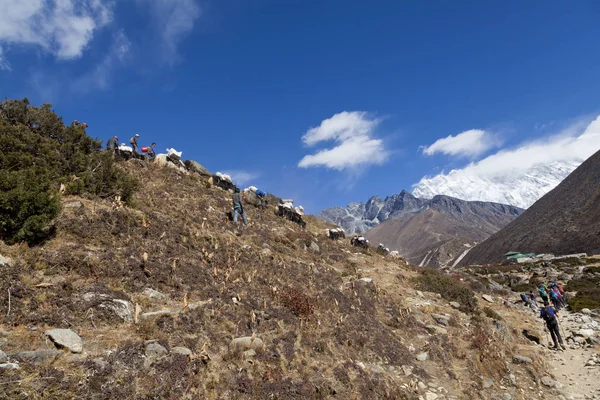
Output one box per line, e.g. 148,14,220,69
548,309,600,399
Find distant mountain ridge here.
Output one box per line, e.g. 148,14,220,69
458,149,600,266
318,191,523,267
412,160,580,209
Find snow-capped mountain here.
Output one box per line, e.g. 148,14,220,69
412,160,581,209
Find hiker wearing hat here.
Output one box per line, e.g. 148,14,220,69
130,134,140,158
540,300,565,350
106,135,119,158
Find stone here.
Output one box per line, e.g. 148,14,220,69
0,363,19,370
401,365,413,376
425,325,448,335
425,392,439,400
45,329,83,353
0,349,7,363
581,308,592,315
172,347,192,356
481,294,494,303
431,314,450,326
541,376,558,388
416,290,424,297
309,241,320,253
483,377,494,389
64,201,83,209
11,350,62,364
502,394,512,400
513,355,533,364
418,381,427,390
142,288,167,301
359,278,373,283
243,349,257,359
575,329,595,339
230,336,264,355
184,160,211,176
145,341,168,359
416,352,428,361
0,254,13,267
82,292,134,323
449,302,460,309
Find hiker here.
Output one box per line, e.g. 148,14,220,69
146,143,156,161
550,286,563,310
520,293,532,308
539,284,549,304
232,188,247,225
106,135,119,157
256,189,267,209
529,291,538,309
556,282,568,306
130,134,140,158
540,300,565,350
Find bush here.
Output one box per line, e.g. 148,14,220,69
568,288,600,312
482,307,503,321
0,99,138,245
414,269,478,313
565,277,600,293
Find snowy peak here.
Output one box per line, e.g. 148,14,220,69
412,160,581,209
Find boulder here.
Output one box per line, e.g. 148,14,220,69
309,241,320,253
145,341,168,367
513,355,533,364
425,325,448,335
540,376,559,388
82,291,134,322
229,336,264,355
582,308,592,315
431,314,450,326
482,377,494,389
0,363,19,370
0,349,6,363
11,350,62,364
142,288,167,302
359,277,373,284
416,352,428,361
184,160,211,176
45,329,83,353
425,392,439,400
575,329,595,338
172,347,192,356
449,302,461,309
0,254,13,267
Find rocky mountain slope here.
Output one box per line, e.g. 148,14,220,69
459,149,600,266
364,195,522,268
318,190,427,235
413,160,580,209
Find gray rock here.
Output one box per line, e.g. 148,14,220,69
11,350,62,364
64,201,83,209
513,355,533,364
541,376,558,388
172,347,192,356
230,336,264,355
0,349,7,363
431,314,450,326
481,294,494,303
145,341,168,359
243,349,257,359
582,308,592,315
142,288,167,301
184,160,211,176
82,292,134,322
359,277,373,283
449,301,460,309
425,325,448,335
45,329,83,353
416,352,428,361
575,329,595,338
483,377,494,389
502,394,512,400
425,392,439,400
309,241,320,253
0,363,19,370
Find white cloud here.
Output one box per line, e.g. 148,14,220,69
224,170,260,186
422,129,499,158
72,30,130,92
0,0,114,61
298,111,389,170
136,0,201,64
412,115,600,207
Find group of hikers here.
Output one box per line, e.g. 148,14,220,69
520,282,569,351
106,133,157,161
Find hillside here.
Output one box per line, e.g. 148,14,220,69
0,102,584,399
364,196,522,268
459,148,600,266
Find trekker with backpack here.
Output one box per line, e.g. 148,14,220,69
540,301,565,350
550,286,562,311
539,285,549,304
106,135,119,158
528,291,538,309
232,188,247,225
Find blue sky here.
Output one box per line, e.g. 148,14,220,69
1,1,600,212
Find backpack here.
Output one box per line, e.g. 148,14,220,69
550,290,559,300
541,306,555,321
539,287,547,298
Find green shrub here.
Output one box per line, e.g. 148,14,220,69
0,98,138,245
564,277,600,293
568,288,600,312
414,269,478,313
482,307,503,321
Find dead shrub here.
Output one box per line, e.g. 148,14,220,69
278,287,314,318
